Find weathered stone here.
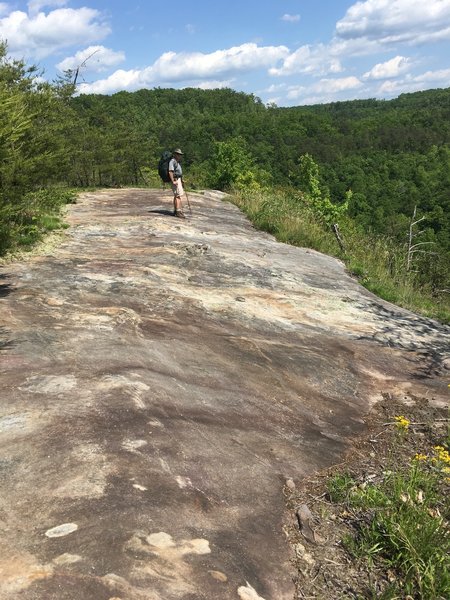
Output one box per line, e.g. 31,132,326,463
0,188,448,600
44,523,78,538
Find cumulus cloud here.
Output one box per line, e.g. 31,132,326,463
377,67,450,97
270,0,450,86
269,43,342,77
286,76,364,104
281,14,300,23
195,79,235,90
363,55,412,79
149,43,289,81
264,83,287,93
28,1,68,16
78,42,289,94
336,0,450,45
314,76,363,93
0,6,110,59
414,67,450,84
57,45,125,73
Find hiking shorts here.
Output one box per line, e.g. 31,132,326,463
172,179,184,198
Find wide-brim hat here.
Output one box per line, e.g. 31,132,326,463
173,148,184,155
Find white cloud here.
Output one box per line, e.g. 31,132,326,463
377,67,450,97
264,83,287,93
28,1,68,16
377,77,423,96
281,14,300,23
270,0,450,86
78,68,143,95
363,55,412,79
336,0,450,45
414,67,450,84
0,7,110,59
78,42,289,94
0,3,9,17
194,79,234,90
287,76,363,102
150,43,289,81
56,46,125,74
314,76,363,93
269,43,342,77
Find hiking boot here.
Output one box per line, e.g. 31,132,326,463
174,211,186,219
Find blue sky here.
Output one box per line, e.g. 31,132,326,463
1,0,450,106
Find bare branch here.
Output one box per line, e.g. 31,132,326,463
72,48,101,86
411,216,426,227
409,241,435,251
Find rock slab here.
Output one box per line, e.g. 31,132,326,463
0,188,448,599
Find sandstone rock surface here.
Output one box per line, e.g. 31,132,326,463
0,188,448,599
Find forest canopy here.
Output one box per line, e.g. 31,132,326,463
1,42,449,317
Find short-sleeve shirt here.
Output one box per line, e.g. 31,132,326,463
168,158,182,178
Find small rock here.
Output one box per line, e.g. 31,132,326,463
45,523,78,538
46,297,64,306
296,504,325,544
209,570,228,582
238,583,267,600
295,543,315,565
132,484,147,491
53,553,82,565
285,478,296,491
235,296,246,302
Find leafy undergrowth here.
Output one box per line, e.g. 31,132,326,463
284,395,450,599
0,187,76,256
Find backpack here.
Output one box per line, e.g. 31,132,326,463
158,150,173,183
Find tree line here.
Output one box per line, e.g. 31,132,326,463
0,42,448,315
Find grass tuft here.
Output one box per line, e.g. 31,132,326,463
327,424,450,598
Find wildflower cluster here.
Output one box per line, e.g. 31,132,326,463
433,445,450,482
413,453,428,461
433,445,450,464
412,445,450,482
394,415,410,431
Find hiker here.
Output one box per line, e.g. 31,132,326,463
168,148,185,218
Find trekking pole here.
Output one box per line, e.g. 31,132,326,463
184,190,192,215
180,178,192,215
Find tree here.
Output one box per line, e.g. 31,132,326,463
207,137,260,191
297,153,348,226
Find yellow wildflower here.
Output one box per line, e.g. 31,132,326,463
433,446,450,463
394,415,410,431
413,453,428,461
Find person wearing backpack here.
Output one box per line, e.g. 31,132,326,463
168,148,185,218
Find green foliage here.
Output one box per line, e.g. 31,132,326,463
206,136,269,191
3,188,76,252
296,153,348,225
0,43,79,253
327,459,450,599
